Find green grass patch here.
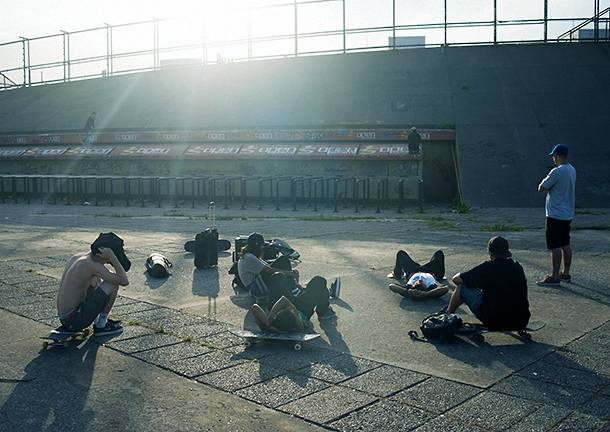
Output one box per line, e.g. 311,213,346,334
481,223,523,232
295,215,380,221
575,210,606,216
574,224,610,231
94,213,150,218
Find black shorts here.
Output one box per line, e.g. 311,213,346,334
545,217,571,250
59,286,110,331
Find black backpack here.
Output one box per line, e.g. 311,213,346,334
409,312,464,344
228,261,247,291
145,253,172,278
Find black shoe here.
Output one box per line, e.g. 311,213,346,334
94,322,124,336
329,277,340,298
319,308,337,320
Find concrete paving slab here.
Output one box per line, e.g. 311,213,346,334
0,309,326,432
328,400,435,432
277,385,378,424
1,202,609,431
235,373,331,408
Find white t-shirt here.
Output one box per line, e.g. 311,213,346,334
238,252,266,288
540,164,576,221
407,272,436,289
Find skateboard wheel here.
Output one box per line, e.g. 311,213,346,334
244,338,253,348
63,341,70,348
294,343,302,351
518,330,532,340
473,334,484,342
43,341,49,348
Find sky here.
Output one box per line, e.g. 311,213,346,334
1,0,608,84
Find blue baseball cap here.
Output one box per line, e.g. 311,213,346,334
550,144,568,156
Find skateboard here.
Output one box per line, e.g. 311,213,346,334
470,320,546,342
40,326,91,348
229,328,320,351
184,239,231,253
387,272,448,281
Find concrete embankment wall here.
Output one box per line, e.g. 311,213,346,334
1,42,608,207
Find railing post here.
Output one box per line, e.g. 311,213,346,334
398,179,404,213
419,179,424,213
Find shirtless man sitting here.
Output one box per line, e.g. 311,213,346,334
56,232,130,336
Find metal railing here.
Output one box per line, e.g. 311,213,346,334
557,6,610,41
1,0,609,91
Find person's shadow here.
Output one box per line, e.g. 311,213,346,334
0,340,99,431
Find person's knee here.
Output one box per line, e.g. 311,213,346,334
99,281,119,296
270,272,287,284
309,276,327,289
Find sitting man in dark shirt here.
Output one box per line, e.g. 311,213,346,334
446,236,530,330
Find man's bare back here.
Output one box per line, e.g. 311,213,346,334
57,247,129,316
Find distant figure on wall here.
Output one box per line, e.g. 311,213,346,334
408,126,421,155
81,111,97,145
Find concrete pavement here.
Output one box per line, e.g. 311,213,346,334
0,202,609,431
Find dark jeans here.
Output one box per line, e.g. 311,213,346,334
394,250,445,280
269,272,329,319
261,255,298,291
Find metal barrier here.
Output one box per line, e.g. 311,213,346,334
0,174,423,211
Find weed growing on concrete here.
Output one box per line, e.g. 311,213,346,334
482,223,522,231
575,210,606,216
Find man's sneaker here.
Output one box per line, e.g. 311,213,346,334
319,308,337,320
94,322,124,336
391,271,405,280
536,276,561,286
329,277,341,298
559,274,571,283
107,318,122,327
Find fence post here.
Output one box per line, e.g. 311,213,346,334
398,179,404,213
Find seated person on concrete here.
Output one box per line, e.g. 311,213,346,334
56,232,130,336
238,232,340,302
389,250,448,299
237,232,301,301
266,272,339,321
446,236,530,331
251,295,308,333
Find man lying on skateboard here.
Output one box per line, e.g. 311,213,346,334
56,232,130,336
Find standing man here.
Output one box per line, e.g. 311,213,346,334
536,144,576,286
81,111,97,145
56,232,130,335
407,126,422,155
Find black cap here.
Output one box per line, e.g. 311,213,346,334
487,236,512,258
247,232,268,249
91,232,131,271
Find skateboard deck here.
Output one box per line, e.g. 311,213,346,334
185,239,231,253
229,328,320,350
387,272,448,281
40,327,91,348
471,320,545,342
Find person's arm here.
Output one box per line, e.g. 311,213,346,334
260,264,299,282
94,247,129,286
251,304,271,331
268,296,304,332
268,296,295,318
452,272,463,286
538,184,549,193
